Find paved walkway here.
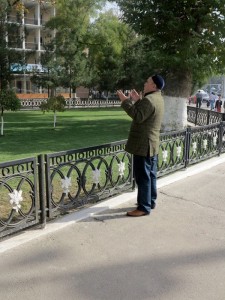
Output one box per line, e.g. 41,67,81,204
1,155,225,300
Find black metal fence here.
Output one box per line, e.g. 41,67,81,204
187,106,225,125
1,119,225,239
0,140,133,238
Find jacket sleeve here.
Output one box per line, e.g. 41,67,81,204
121,98,154,123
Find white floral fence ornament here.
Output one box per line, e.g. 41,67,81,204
213,136,217,146
162,150,168,162
61,176,72,195
203,139,208,150
176,146,182,158
192,141,197,153
8,189,23,212
118,162,125,176
92,168,101,184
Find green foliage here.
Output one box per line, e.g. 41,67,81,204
32,0,106,94
115,0,225,96
0,89,21,136
89,12,140,91
39,95,66,128
39,101,48,113
0,89,21,113
39,95,66,113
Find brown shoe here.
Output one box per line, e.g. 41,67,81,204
127,209,149,217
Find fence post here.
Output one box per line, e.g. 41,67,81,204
184,127,191,168
222,113,225,122
194,107,198,125
218,122,223,155
207,110,210,125
38,154,46,228
131,154,136,190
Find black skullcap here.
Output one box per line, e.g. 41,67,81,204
152,74,165,90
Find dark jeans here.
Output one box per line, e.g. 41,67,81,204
133,154,158,214
196,99,202,108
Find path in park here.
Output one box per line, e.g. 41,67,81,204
0,155,225,300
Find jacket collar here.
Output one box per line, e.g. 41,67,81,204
144,91,158,97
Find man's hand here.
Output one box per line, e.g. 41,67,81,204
117,89,141,102
116,90,128,102
130,89,140,102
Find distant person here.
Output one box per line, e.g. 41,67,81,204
196,90,203,108
209,92,216,110
215,94,222,112
188,95,191,105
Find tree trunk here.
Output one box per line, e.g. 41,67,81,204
161,70,192,131
1,115,4,136
161,96,187,132
53,112,56,128
50,88,56,97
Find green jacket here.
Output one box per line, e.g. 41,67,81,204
121,91,164,157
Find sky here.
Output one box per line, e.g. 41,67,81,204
103,1,119,13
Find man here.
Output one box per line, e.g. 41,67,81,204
209,91,217,110
117,75,165,217
195,90,203,108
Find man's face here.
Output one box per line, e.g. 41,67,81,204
144,77,157,94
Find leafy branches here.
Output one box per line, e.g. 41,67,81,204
115,0,225,96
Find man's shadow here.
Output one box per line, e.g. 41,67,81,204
80,206,136,222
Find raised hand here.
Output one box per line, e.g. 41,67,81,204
116,90,128,102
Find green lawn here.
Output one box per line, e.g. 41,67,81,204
0,108,131,163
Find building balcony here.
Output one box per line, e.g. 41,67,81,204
24,17,39,25
25,42,38,50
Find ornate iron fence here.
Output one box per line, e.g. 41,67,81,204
187,106,225,126
1,122,225,239
0,140,133,238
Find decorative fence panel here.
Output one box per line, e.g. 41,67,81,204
157,129,188,177
188,123,221,165
187,106,225,126
44,140,133,218
0,157,40,237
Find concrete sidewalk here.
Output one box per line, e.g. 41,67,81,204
1,155,225,300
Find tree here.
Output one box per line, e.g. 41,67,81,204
88,11,140,93
0,89,21,136
114,0,225,130
32,0,106,96
40,95,66,128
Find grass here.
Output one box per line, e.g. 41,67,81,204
0,108,131,163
